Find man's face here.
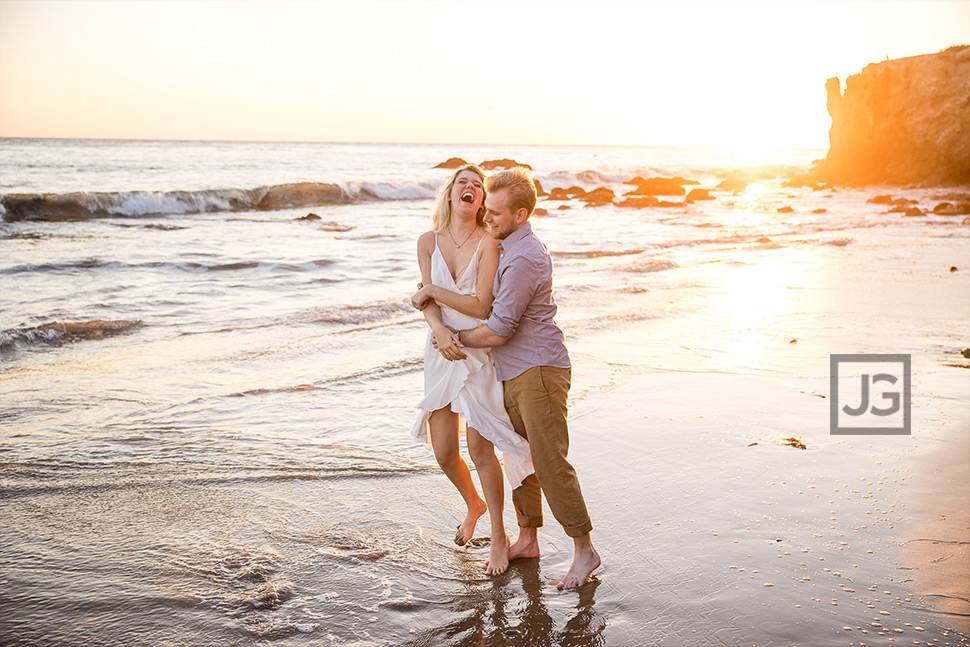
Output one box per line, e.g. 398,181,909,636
483,188,523,240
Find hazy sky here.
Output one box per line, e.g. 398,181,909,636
1,0,967,150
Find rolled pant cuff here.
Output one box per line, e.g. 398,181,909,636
563,520,593,539
516,514,543,529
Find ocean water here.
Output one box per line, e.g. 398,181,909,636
2,139,968,645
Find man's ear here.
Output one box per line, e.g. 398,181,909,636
515,207,529,224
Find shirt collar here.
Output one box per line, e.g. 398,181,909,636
498,222,533,254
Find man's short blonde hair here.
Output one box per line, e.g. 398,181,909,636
486,167,537,217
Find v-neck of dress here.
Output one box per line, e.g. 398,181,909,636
435,233,484,284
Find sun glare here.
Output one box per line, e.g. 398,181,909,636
707,252,804,371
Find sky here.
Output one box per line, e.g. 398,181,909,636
0,0,968,150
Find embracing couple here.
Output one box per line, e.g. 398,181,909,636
410,164,600,589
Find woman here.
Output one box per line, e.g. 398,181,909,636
410,164,533,576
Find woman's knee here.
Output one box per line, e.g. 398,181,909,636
434,445,461,471
466,432,497,467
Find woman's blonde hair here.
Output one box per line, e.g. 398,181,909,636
431,164,486,232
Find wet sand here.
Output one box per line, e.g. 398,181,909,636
546,220,970,644
3,168,968,645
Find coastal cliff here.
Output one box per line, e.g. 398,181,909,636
820,45,970,185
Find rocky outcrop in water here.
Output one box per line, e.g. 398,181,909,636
820,46,970,185
433,157,468,169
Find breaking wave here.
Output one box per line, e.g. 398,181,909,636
1,258,335,275
1,319,143,352
0,180,439,222
312,299,416,326
552,247,648,259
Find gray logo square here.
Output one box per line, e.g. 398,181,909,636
830,354,911,435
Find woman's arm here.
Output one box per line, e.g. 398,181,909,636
411,236,499,320
415,232,466,361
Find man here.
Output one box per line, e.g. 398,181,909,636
455,167,601,589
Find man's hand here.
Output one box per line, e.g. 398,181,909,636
432,326,466,361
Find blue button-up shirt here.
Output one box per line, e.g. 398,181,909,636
486,222,570,381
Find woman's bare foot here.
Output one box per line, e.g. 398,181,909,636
454,497,487,546
557,535,601,589
507,526,540,561
484,534,510,575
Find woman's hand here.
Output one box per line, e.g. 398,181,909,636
432,325,466,361
411,285,433,310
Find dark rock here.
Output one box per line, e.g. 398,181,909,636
961,347,970,359
579,187,615,206
565,186,587,197
867,195,895,204
902,207,924,217
812,208,828,213
433,157,468,169
296,213,322,221
789,338,798,343
818,46,970,185
533,207,549,216
933,201,970,215
685,188,714,202
547,187,571,201
716,177,748,191
480,158,532,170
257,182,346,211
617,196,660,209
963,217,970,225
657,200,682,208
777,206,794,213
950,266,958,272
625,176,688,196
534,179,547,197
892,197,917,206
556,204,572,210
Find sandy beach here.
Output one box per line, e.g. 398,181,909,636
2,139,968,645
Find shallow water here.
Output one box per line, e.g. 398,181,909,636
2,140,968,645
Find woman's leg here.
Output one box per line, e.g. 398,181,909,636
428,407,486,545
466,426,510,575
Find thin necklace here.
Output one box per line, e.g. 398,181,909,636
449,225,478,248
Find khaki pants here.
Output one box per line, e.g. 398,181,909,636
504,366,593,538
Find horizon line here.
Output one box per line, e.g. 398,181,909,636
0,135,829,152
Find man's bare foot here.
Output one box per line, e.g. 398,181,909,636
454,497,487,546
507,527,540,561
557,535,600,589
484,535,510,575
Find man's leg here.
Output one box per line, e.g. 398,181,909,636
504,382,542,560
509,367,591,536
507,366,599,587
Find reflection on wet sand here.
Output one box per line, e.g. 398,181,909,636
406,558,604,647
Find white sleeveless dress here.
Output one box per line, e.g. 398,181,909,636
411,235,534,489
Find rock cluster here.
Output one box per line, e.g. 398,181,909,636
432,158,533,170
